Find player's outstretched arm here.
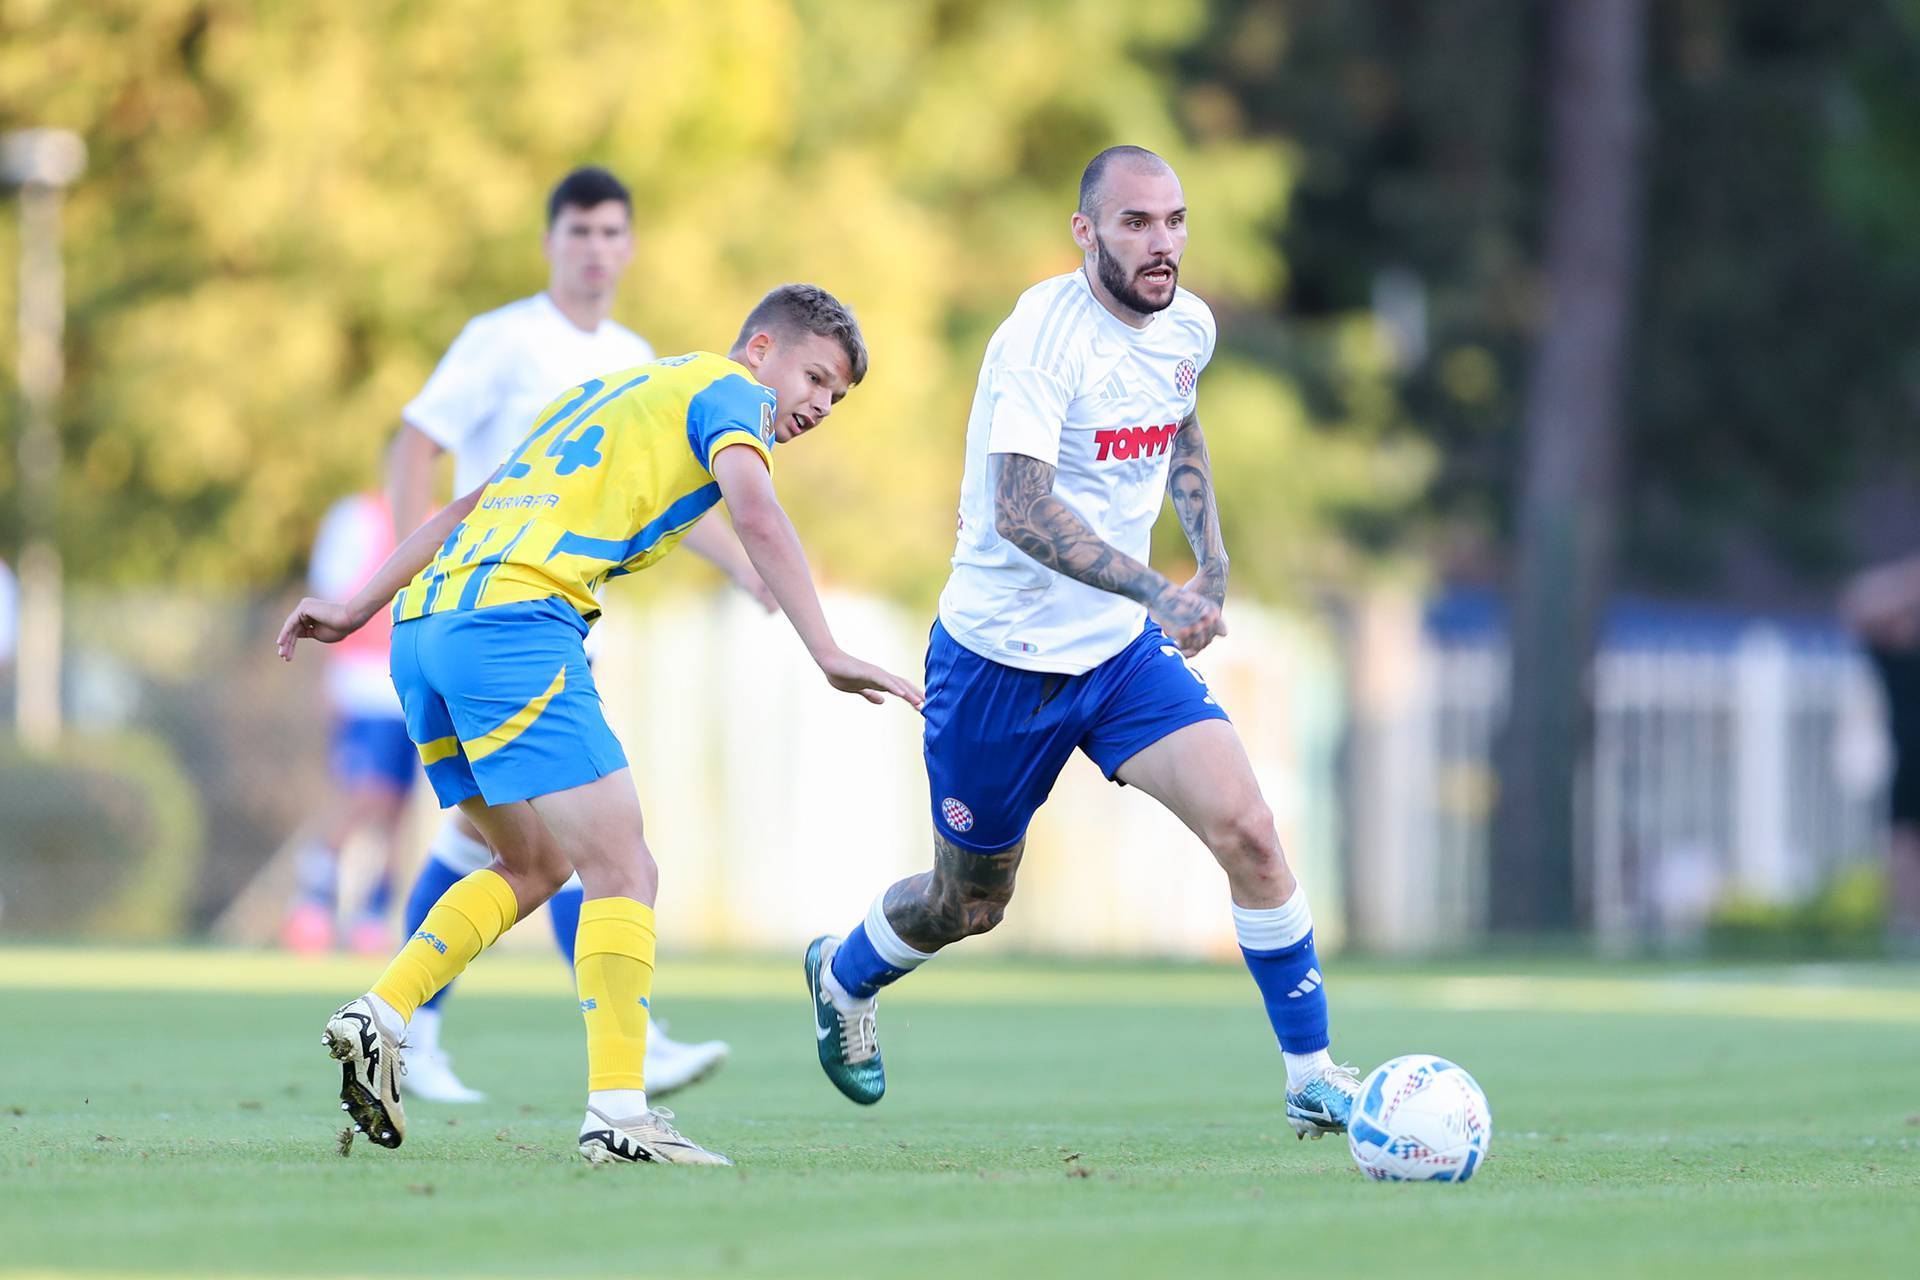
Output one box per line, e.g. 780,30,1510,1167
276,484,484,661
991,451,1224,657
677,511,778,612
710,445,924,709
386,421,446,539
1168,410,1230,609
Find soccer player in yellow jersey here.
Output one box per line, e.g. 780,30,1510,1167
277,284,922,1166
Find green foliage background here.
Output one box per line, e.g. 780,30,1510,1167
0,0,1424,606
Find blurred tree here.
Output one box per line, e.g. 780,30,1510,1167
1187,0,1920,593
0,0,1424,607
1492,0,1646,934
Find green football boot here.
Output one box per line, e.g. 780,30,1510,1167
1286,1061,1362,1139
805,935,886,1105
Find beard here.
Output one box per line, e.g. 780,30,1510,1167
1093,233,1178,316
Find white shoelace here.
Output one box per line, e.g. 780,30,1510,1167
840,1004,878,1064
636,1107,694,1146
1319,1062,1361,1095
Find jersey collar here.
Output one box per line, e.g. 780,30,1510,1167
1075,267,1162,342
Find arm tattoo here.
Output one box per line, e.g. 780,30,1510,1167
882,834,1025,951
1168,410,1229,606
992,453,1172,608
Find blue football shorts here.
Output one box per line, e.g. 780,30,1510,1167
389,598,628,809
922,618,1231,852
329,715,418,793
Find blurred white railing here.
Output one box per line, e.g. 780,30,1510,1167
590,590,1349,960
1357,605,1889,952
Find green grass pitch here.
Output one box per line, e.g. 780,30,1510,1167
1,948,1916,1278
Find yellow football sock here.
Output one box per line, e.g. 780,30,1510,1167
574,896,656,1091
369,869,518,1022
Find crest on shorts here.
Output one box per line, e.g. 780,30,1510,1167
1173,358,1198,397
940,796,975,833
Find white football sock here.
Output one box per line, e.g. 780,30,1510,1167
1230,885,1313,952
1233,887,1329,1091
407,1007,442,1056
428,821,493,876
364,992,407,1039
863,893,936,971
819,954,868,1012
293,842,338,905
588,1088,648,1119
1283,1048,1334,1092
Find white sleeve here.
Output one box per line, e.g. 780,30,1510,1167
309,500,376,599
986,364,1073,466
402,317,506,451
1194,296,1219,371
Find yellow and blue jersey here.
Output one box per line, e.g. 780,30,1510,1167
392,351,777,625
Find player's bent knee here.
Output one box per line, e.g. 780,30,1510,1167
954,884,1012,938
969,893,1010,936
1207,801,1278,861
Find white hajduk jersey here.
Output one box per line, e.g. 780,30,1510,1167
404,292,656,495
939,268,1216,675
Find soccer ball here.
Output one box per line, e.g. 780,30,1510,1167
1347,1054,1492,1183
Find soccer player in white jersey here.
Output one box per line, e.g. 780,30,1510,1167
385,167,759,1102
806,146,1362,1137
280,491,419,957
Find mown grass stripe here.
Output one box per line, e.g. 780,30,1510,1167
2,948,1917,1024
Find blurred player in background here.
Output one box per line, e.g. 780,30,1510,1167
281,492,417,955
807,147,1363,1137
1842,551,1920,950
280,284,922,1166
0,556,15,707
385,167,766,1101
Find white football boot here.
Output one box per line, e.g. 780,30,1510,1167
321,996,407,1148
644,1021,730,1100
577,1106,732,1166
402,1044,486,1104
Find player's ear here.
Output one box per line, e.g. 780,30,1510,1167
1070,211,1096,253
742,330,776,368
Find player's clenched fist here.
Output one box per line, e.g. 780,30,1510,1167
1149,583,1226,658
276,596,368,660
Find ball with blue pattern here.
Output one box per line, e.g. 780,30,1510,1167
1347,1054,1492,1182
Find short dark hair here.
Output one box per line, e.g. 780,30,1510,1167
733,284,869,385
546,166,631,227
1078,145,1171,220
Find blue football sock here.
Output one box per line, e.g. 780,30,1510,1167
402,854,467,1012
547,882,583,966
1234,890,1332,1056
828,895,934,1000
360,872,394,920
1241,932,1332,1055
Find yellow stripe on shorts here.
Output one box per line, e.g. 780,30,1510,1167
417,735,461,766
464,664,568,763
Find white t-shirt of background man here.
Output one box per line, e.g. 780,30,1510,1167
0,557,16,666
404,292,656,495
938,268,1217,675
309,494,403,719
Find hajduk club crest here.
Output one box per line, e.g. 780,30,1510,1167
940,796,975,833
